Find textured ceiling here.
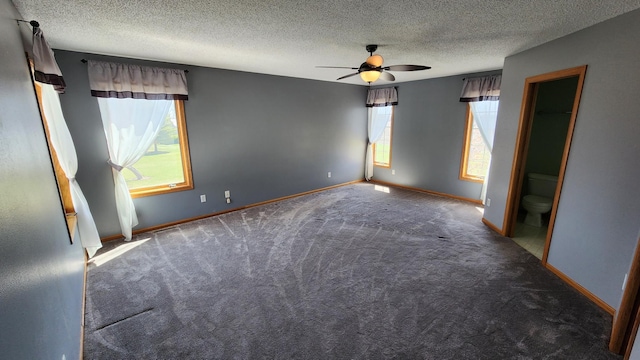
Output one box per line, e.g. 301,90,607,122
11,0,640,85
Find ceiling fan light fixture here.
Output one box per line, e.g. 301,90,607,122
366,54,384,67
360,70,381,83
318,44,430,83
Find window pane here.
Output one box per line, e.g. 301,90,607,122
466,120,491,178
34,82,75,213
373,106,393,167
123,102,186,190
461,102,496,182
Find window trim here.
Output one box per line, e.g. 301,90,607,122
373,106,394,168
459,104,485,183
129,100,194,198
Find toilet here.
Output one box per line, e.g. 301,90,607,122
521,173,558,227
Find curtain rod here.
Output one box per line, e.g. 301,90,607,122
17,19,40,34
462,74,501,81
80,59,188,73
17,19,39,27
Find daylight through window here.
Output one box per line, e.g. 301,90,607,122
34,82,75,214
122,100,193,197
373,106,394,167
460,103,495,182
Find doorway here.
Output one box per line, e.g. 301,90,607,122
503,66,587,263
610,237,640,358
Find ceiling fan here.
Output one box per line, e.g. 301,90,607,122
317,44,431,84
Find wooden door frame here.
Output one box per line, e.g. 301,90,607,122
502,65,587,265
610,237,640,356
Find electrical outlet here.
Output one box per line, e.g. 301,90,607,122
486,198,491,207
224,190,230,198
200,194,206,203
328,172,331,178
226,198,231,204
392,169,395,175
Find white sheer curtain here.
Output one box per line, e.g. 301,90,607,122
97,98,172,240
460,75,501,204
365,107,392,180
365,87,398,180
88,60,188,240
40,84,103,257
469,101,498,151
469,101,499,203
29,25,102,256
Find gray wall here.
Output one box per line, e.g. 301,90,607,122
524,77,577,178
54,50,368,237
369,71,501,200
484,9,640,308
0,1,85,359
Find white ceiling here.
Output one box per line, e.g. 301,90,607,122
11,0,640,86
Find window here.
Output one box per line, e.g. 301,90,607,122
373,106,394,167
34,82,75,214
460,104,494,182
121,100,193,198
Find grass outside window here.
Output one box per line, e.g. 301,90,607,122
125,100,193,198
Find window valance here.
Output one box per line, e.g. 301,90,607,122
459,75,501,102
32,27,66,93
87,60,188,100
366,87,398,107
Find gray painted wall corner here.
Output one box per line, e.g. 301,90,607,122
369,71,501,201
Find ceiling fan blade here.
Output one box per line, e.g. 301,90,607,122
383,65,431,71
316,66,359,69
379,72,395,81
336,72,359,80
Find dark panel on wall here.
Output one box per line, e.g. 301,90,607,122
0,1,85,359
55,50,368,237
524,77,578,177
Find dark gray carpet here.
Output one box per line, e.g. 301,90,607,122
84,183,619,359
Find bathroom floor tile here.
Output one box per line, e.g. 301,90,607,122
512,221,547,260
